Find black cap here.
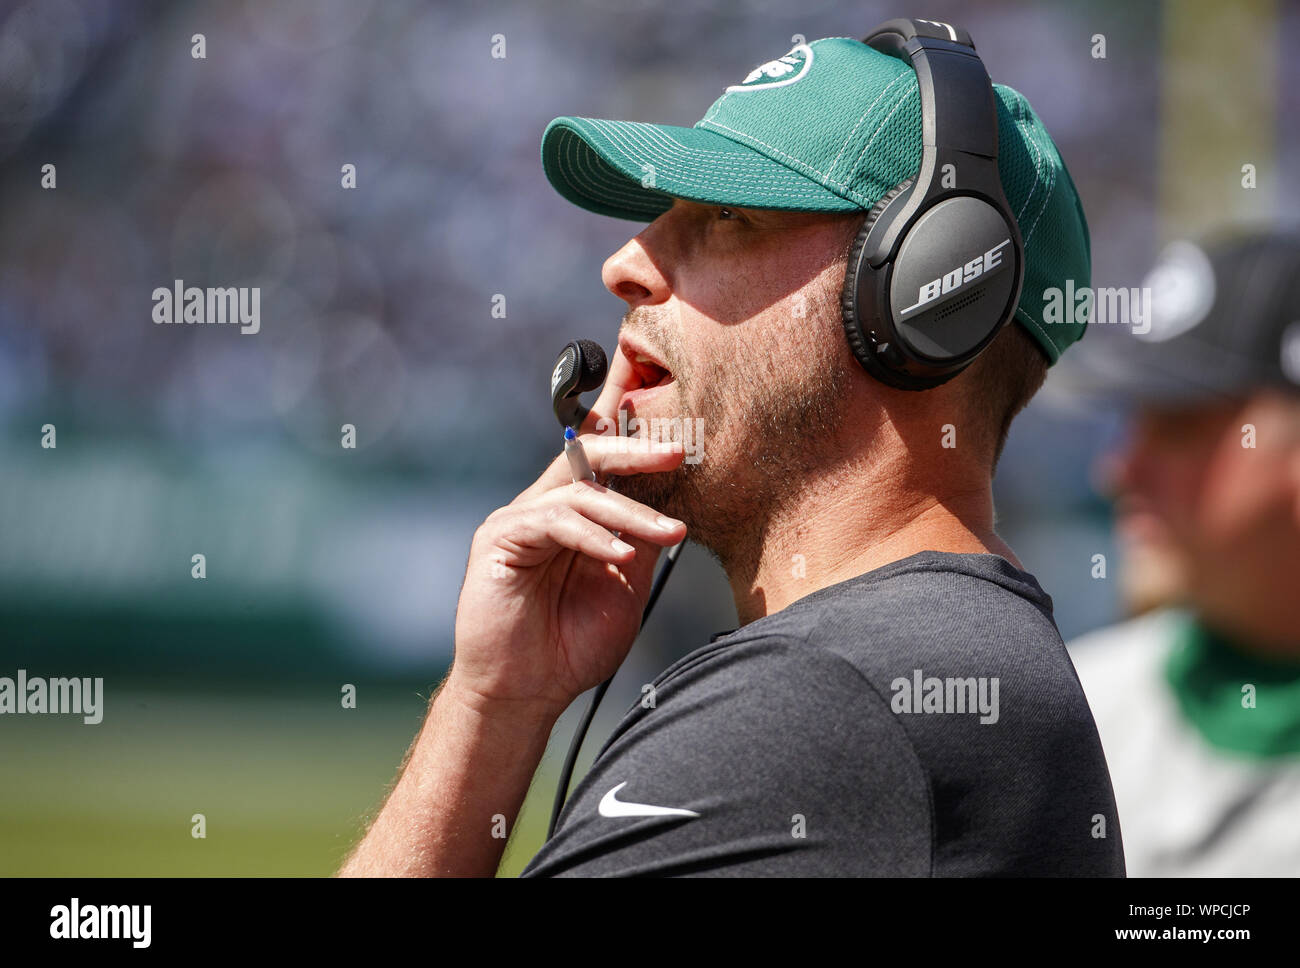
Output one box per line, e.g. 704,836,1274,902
1054,230,1300,405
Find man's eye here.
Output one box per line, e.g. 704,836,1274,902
717,207,740,221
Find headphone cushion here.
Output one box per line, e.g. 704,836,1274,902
840,178,914,369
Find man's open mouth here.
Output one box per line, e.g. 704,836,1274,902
618,341,676,414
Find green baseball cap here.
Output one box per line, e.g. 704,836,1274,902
541,36,1090,363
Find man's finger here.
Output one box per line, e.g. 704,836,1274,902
513,432,685,505
486,504,637,569
535,480,686,547
578,345,638,437
606,531,677,599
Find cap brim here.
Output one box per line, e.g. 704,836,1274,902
541,116,863,221
1046,330,1264,409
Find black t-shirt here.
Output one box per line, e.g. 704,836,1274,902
521,551,1126,876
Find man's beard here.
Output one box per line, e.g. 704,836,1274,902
611,308,852,578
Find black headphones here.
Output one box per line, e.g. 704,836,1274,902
841,18,1024,390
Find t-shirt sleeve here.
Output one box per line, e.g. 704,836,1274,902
519,635,933,876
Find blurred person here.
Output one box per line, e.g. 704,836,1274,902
1068,231,1300,876
341,23,1124,876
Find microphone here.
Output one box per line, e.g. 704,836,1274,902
551,339,607,430
544,337,685,842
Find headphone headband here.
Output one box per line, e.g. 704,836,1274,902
860,19,1006,266
865,22,998,161
864,16,974,48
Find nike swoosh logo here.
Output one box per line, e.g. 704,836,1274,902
598,781,700,819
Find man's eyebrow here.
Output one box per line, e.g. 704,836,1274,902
745,206,848,227
735,205,793,222
674,200,843,229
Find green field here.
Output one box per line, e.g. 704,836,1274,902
0,687,562,877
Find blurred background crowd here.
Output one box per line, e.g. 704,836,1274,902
1,0,1296,876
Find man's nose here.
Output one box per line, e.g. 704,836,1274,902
602,236,670,307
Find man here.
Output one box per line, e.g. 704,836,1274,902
1066,232,1300,876
341,29,1124,876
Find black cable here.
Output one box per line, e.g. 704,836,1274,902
545,539,684,840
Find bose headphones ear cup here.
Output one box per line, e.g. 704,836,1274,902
840,18,1025,392
840,178,914,381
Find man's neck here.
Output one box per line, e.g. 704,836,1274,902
721,457,1018,627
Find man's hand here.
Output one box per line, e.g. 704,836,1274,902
450,414,687,718
339,362,688,877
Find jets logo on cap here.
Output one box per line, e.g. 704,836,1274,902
1137,240,1216,343
726,43,813,92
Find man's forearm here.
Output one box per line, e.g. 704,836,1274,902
338,678,561,877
